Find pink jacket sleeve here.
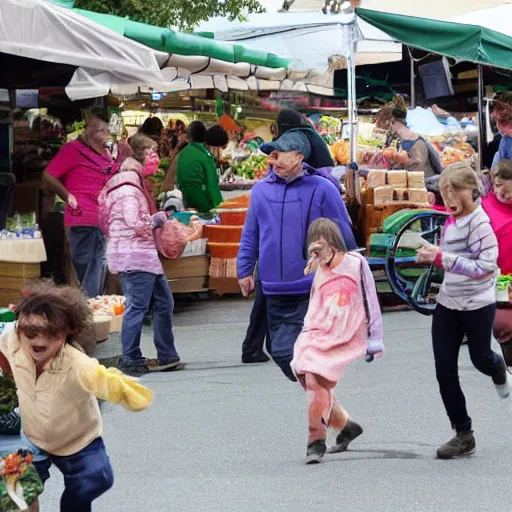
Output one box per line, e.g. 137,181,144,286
351,252,384,356
120,189,152,236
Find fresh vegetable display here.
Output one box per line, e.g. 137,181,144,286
230,155,268,180
330,140,350,166
1,213,40,240
497,275,512,303
0,450,42,511
0,377,18,416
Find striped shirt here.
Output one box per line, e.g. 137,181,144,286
435,205,498,311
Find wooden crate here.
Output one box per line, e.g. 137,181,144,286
0,288,22,307
162,255,209,280
359,203,413,250
167,276,208,294
0,262,40,279
209,277,241,296
0,262,41,306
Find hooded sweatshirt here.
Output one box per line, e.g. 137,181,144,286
98,164,163,275
237,168,354,296
482,191,512,275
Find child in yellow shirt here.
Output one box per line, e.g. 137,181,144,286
0,282,153,512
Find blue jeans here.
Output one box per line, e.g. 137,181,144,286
266,294,310,382
67,227,105,298
33,437,114,512
119,272,179,367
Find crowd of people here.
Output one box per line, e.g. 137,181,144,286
1,98,512,509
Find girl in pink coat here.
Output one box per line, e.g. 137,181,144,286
291,218,384,464
98,134,181,375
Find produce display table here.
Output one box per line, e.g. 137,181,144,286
0,239,46,306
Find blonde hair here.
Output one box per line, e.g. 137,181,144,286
129,133,157,165
440,162,481,201
307,218,347,252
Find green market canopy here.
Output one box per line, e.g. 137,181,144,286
356,6,512,71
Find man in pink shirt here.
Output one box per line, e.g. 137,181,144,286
43,109,117,297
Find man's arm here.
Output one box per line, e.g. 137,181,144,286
321,183,358,250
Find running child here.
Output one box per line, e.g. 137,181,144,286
0,281,153,511
416,162,509,460
291,218,384,464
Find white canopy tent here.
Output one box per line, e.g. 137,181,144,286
285,0,508,17
111,54,338,97
0,0,166,100
197,5,401,159
197,10,402,73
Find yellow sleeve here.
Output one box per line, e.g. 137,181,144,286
79,365,153,412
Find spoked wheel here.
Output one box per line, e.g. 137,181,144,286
385,211,449,316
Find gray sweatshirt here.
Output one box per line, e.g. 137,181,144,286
435,206,498,311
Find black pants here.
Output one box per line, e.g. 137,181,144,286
242,280,270,358
266,294,309,382
432,303,506,433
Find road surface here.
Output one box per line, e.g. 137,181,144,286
40,297,512,512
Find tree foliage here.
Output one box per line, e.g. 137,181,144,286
74,0,266,31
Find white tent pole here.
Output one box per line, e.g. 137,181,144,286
347,42,358,163
341,2,358,163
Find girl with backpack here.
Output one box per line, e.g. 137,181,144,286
98,134,182,376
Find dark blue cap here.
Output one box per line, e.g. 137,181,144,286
260,131,312,160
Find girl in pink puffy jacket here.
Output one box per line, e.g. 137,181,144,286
98,133,182,375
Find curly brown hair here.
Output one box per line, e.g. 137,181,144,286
15,281,94,352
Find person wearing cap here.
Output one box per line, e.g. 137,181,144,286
176,122,224,213
276,108,335,169
237,131,355,382
240,111,357,365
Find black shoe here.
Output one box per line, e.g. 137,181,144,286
436,431,476,459
328,420,363,454
306,440,326,464
242,353,270,364
120,364,149,376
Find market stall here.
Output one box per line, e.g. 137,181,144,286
0,214,46,306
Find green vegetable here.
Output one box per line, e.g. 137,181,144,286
0,458,43,510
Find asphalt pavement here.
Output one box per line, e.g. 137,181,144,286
40,297,512,512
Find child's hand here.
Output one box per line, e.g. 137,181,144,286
416,245,440,265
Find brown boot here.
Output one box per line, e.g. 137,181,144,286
436,431,476,459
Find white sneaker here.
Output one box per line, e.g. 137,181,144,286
495,377,511,399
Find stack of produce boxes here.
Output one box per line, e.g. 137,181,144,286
359,169,430,250
204,195,249,295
